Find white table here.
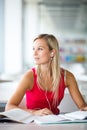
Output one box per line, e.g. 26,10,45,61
0,123,87,130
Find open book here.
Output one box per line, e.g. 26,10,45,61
0,108,37,124
0,108,87,124
35,110,87,124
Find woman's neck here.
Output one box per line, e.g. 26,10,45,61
37,65,53,91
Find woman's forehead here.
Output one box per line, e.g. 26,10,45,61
34,39,48,47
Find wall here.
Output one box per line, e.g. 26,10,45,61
0,0,4,73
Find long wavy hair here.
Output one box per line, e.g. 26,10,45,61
33,34,61,105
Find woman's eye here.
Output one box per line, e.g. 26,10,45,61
32,47,43,51
33,47,35,50
38,47,43,50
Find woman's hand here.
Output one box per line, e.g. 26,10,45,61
81,106,87,111
31,108,53,116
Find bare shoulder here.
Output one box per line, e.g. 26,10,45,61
23,69,34,79
65,69,75,78
19,68,34,90
65,69,77,87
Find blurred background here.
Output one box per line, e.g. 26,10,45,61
0,0,87,111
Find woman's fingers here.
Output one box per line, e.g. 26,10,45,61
33,108,53,116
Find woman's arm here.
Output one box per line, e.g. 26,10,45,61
5,69,34,111
65,70,87,110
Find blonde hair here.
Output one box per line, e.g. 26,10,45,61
34,34,61,105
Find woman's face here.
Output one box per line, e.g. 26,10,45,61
33,39,52,65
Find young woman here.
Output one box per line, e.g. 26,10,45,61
5,34,87,115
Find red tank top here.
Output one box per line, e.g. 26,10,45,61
26,67,66,114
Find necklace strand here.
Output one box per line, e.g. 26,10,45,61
45,91,51,111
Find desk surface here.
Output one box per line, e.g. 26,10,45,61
0,123,87,130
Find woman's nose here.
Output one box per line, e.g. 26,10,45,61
33,50,38,56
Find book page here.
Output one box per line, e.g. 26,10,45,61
0,108,35,123
65,110,87,120
34,114,71,124
34,111,87,125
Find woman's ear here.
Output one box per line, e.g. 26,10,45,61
50,49,56,57
50,52,54,57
